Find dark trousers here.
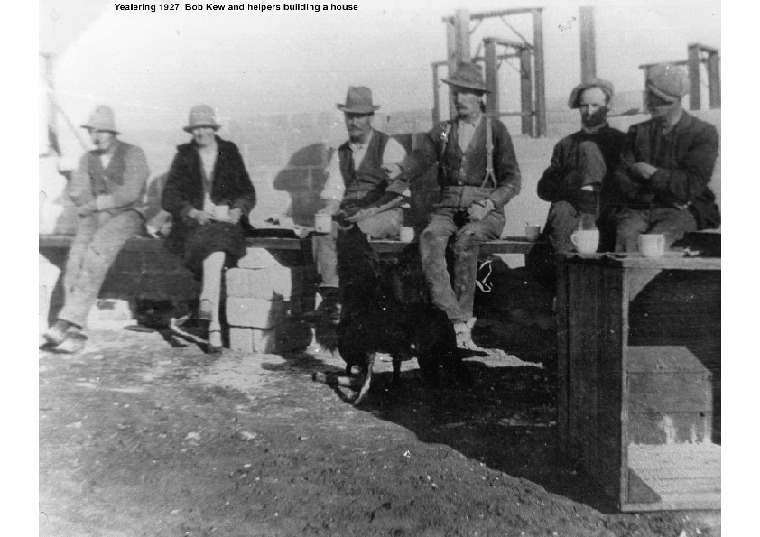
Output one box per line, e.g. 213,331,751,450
613,207,697,252
419,208,504,323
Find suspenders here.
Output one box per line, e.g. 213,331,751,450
439,117,497,188
482,116,497,188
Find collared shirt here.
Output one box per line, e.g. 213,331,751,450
457,115,482,152
99,151,113,169
321,130,407,201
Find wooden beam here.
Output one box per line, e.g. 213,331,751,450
579,6,597,83
431,63,441,124
532,8,547,137
520,48,534,136
688,43,701,110
484,39,499,116
454,9,471,63
707,52,720,108
446,18,458,120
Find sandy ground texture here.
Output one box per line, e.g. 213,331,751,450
39,305,720,537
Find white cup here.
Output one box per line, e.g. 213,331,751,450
638,233,665,257
314,213,332,234
213,205,229,221
525,224,541,241
399,226,415,243
570,228,599,255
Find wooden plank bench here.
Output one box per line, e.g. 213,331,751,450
40,232,535,301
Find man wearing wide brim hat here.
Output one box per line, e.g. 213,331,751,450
527,78,627,295
389,62,522,351
303,86,408,324
42,105,150,353
608,63,720,252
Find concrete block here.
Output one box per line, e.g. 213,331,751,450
226,297,293,329
237,247,280,269
252,321,313,354
229,327,255,352
87,299,135,327
226,267,303,301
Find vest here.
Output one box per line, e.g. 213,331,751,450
86,141,130,196
338,130,390,203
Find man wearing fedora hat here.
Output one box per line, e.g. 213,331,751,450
305,86,407,323
42,105,150,352
609,63,720,252
390,62,521,351
527,78,626,294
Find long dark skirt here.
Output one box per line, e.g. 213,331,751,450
181,221,247,277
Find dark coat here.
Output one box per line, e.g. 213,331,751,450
400,117,521,211
162,137,256,256
537,125,626,211
611,112,720,229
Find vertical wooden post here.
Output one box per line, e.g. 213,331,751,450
688,43,701,110
579,6,597,83
446,18,458,120
707,52,720,108
532,8,547,137
484,39,499,117
454,9,471,63
42,53,57,154
431,63,441,124
520,47,534,136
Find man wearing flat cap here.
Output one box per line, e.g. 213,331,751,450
304,86,408,323
389,62,521,350
528,78,626,294
43,106,150,352
610,63,720,252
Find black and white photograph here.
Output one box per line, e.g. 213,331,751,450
36,0,731,535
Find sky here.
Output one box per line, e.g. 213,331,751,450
40,0,720,135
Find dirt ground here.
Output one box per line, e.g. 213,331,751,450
39,294,720,537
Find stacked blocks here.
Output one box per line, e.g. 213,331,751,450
226,247,311,354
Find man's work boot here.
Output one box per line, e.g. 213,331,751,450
453,318,486,352
41,319,76,348
302,287,341,324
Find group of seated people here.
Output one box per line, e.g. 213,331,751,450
41,61,720,355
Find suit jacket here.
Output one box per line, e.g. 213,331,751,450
162,136,256,254
611,112,720,229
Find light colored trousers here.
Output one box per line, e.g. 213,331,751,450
58,210,144,328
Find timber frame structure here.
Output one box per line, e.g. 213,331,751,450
432,7,547,137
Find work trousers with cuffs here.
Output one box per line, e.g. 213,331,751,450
59,210,144,328
613,206,697,253
311,208,402,289
419,208,504,323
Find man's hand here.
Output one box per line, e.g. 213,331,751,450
227,208,243,225
632,161,658,179
78,200,97,217
346,206,379,223
188,208,213,225
383,163,403,180
317,199,341,217
467,199,494,222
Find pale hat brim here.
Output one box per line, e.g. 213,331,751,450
183,123,222,133
80,123,119,134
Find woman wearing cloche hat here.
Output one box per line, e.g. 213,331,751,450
162,105,257,354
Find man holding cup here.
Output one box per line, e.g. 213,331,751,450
388,62,521,351
304,87,408,323
609,63,720,252
527,79,626,293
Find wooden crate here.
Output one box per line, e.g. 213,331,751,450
557,254,720,512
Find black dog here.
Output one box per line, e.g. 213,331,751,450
327,224,472,405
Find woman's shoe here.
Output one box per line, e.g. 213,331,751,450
207,329,223,355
